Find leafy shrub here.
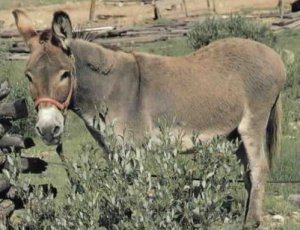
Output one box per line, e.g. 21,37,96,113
187,15,277,50
9,122,242,229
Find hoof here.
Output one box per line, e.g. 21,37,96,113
243,220,260,229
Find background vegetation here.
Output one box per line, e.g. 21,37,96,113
187,15,277,49
0,14,300,229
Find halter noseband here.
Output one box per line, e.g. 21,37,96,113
35,73,75,111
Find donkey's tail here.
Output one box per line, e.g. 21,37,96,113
266,94,282,168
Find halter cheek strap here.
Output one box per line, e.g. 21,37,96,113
35,75,75,111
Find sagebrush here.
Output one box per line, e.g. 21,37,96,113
187,15,277,49
8,122,242,229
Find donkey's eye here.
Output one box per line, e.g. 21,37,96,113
87,63,98,72
60,71,70,81
25,74,32,83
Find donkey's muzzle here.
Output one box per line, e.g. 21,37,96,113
36,124,61,145
35,106,64,145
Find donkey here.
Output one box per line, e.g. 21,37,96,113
13,10,286,228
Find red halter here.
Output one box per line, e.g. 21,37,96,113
35,76,75,111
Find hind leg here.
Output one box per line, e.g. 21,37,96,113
238,111,270,228
235,144,255,227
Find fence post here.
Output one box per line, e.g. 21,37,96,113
212,0,216,13
206,0,210,9
89,0,96,21
152,0,161,20
278,0,284,19
182,0,188,17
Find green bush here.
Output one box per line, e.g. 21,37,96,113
9,122,242,229
187,15,277,50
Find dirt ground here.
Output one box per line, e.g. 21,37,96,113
0,0,294,32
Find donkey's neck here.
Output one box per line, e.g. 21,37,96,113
68,39,143,132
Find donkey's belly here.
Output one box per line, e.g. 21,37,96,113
147,123,235,151
146,106,243,150
150,97,244,139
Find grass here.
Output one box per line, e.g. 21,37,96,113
271,135,300,182
126,37,193,56
18,112,96,202
1,28,300,228
277,29,300,55
267,135,300,218
262,28,300,228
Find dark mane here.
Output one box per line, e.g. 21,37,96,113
39,29,52,42
73,30,122,51
38,28,122,51
39,29,61,48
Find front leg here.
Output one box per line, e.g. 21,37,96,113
84,122,110,155
72,108,110,156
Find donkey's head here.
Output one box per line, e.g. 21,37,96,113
13,10,74,145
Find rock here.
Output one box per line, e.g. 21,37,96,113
223,217,230,224
147,188,156,199
166,4,178,11
0,176,11,193
9,209,24,226
272,214,285,224
288,211,300,220
280,49,295,65
288,194,300,204
274,195,284,200
0,199,15,219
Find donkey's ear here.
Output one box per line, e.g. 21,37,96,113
12,9,37,45
52,11,72,46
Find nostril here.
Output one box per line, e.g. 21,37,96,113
36,126,43,137
53,126,61,137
